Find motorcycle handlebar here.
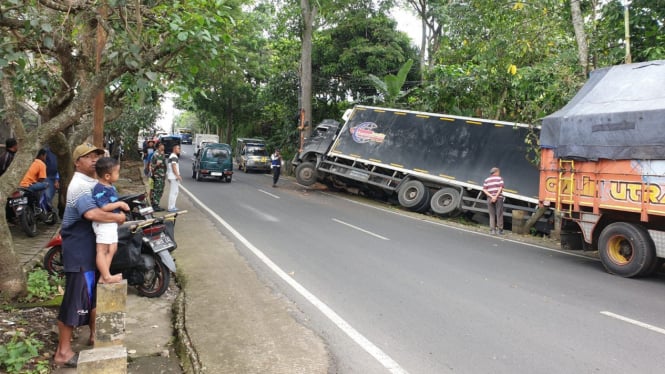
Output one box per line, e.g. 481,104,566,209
126,210,187,233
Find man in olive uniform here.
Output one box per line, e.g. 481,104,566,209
150,142,167,212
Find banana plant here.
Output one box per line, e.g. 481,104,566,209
368,59,414,106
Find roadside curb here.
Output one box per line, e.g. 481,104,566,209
173,285,202,373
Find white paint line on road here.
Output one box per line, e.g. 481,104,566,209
332,218,390,241
258,189,280,199
238,203,279,222
322,191,594,260
181,186,409,374
600,311,665,336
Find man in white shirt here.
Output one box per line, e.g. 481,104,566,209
166,145,182,212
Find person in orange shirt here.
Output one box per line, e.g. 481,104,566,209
20,148,49,194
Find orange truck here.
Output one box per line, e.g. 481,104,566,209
539,60,665,277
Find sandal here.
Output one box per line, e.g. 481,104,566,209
54,352,79,368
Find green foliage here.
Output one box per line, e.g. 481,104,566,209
592,0,665,65
24,269,61,301
368,59,414,106
0,334,47,374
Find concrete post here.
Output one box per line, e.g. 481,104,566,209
76,281,129,373
95,280,127,347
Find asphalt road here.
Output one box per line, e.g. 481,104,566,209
179,144,665,374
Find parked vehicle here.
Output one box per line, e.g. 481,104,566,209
43,193,153,276
43,194,182,298
193,134,219,154
539,60,665,278
192,143,233,182
292,106,540,218
235,138,270,173
6,188,57,237
180,133,192,144
158,134,182,156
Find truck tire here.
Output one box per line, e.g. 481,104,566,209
430,188,461,215
295,162,317,186
598,222,656,278
398,180,429,211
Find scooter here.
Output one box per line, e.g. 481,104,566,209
6,188,57,237
43,193,183,298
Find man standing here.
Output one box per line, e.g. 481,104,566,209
150,142,167,211
44,146,60,213
166,144,182,212
53,143,127,368
0,138,18,176
270,148,282,187
483,167,505,235
142,139,155,177
20,149,49,194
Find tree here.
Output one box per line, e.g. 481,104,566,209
570,0,590,75
0,0,236,298
300,0,317,138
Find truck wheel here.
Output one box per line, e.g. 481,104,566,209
295,162,317,186
398,180,429,211
430,188,461,215
196,171,202,181
598,222,656,278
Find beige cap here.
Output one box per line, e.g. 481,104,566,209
73,143,104,161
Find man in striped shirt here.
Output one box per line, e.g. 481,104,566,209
483,167,505,235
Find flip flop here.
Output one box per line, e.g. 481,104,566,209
54,352,79,368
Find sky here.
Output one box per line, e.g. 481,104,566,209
392,6,422,45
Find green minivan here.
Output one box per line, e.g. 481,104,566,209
192,143,233,182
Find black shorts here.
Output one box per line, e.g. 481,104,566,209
58,271,97,327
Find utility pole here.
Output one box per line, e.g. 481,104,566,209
621,0,632,64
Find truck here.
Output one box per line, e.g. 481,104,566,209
292,105,541,218
235,138,270,173
539,59,665,278
193,133,219,154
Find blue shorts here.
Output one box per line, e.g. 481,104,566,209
57,271,97,327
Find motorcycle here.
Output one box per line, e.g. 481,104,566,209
43,193,184,298
6,188,58,237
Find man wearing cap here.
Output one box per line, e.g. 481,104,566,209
54,143,128,368
483,167,505,235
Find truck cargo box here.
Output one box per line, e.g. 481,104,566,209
329,106,540,202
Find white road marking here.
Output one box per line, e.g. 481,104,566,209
181,186,408,374
322,191,594,260
258,189,280,199
238,203,279,222
332,218,390,241
600,311,665,335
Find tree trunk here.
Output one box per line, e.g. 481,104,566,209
523,206,549,235
300,0,316,139
0,74,28,300
570,0,589,75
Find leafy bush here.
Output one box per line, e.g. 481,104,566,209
25,269,61,301
0,334,47,374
